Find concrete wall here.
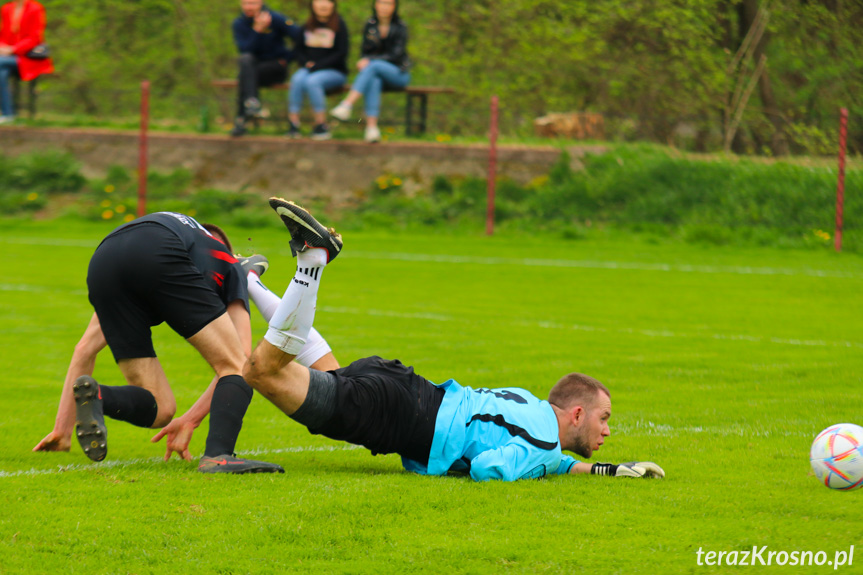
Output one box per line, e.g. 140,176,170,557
0,127,605,202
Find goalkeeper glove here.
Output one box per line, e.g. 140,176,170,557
590,461,665,478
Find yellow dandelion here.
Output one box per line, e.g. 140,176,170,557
435,134,451,142
528,175,549,189
101,199,112,208
102,210,114,220
115,204,127,213
378,182,388,190
392,178,402,186
385,127,396,134
375,175,388,186
123,214,135,222
104,185,115,193
188,209,197,217
27,192,38,201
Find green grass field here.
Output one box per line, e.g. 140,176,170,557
1,219,862,574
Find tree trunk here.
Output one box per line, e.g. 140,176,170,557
742,0,790,155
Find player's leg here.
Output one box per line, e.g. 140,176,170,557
245,198,342,412
185,312,253,456
242,254,338,369
77,228,179,461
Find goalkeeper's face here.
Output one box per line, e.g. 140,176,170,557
571,393,612,458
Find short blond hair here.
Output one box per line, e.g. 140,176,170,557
548,373,610,410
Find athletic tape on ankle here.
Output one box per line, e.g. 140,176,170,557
264,328,307,355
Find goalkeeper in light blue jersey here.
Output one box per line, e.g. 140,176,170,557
242,198,666,481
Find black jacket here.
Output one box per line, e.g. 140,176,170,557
232,6,301,62
360,16,411,72
295,16,349,74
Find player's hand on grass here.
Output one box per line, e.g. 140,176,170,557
591,461,665,478
151,418,197,462
32,431,71,452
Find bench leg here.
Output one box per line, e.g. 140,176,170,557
12,76,20,116
29,79,37,118
419,93,428,135
405,93,414,136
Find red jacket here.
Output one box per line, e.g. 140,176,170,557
1,0,54,81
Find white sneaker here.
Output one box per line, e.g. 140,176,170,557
0,115,16,125
364,125,381,143
330,102,352,121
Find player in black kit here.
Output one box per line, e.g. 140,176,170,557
33,212,282,473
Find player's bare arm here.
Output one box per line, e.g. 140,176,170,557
33,313,107,452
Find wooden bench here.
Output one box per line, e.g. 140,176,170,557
211,79,454,136
10,70,51,119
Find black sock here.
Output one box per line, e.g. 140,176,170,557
99,385,158,428
204,375,253,457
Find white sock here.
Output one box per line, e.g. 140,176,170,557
247,270,332,366
247,271,281,322
264,249,328,355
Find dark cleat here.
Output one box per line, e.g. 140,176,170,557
268,198,343,262
73,376,107,462
239,254,269,278
198,454,285,474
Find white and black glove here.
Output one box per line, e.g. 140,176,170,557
590,462,665,478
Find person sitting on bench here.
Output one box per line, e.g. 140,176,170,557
0,0,53,124
329,0,410,143
230,0,302,137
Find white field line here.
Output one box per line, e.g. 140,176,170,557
3,236,862,278
3,423,809,479
1,282,859,349
614,420,814,438
1,444,361,479
348,251,863,279
320,306,863,350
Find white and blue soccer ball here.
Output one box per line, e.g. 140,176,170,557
810,423,863,491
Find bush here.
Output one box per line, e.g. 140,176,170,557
0,152,86,214
342,147,862,252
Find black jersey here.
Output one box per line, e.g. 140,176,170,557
90,212,249,360
105,212,249,312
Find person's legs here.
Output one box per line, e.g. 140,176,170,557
245,200,441,465
304,69,346,113
247,270,336,368
303,69,346,130
0,56,18,118
114,357,176,425
185,312,255,458
364,61,410,122
236,52,257,118
288,67,309,125
257,59,288,88
244,248,325,415
333,61,410,124
245,199,342,413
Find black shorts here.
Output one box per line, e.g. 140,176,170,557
310,357,445,465
87,222,227,361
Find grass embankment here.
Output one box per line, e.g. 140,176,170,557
2,144,860,252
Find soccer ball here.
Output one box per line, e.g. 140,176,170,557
810,423,863,490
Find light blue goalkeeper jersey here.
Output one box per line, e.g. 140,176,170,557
402,379,579,481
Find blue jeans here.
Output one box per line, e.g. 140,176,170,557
288,68,347,114
351,60,411,118
0,56,19,116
